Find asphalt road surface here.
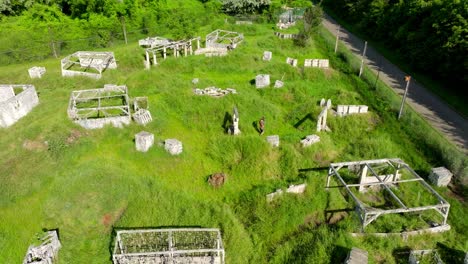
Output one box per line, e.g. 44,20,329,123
322,14,468,153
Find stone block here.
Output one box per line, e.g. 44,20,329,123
359,105,368,113
266,189,283,202
348,105,360,114
263,51,272,61
266,135,280,147
274,80,284,88
135,131,154,152
286,184,306,194
301,135,320,147
429,167,453,187
164,139,183,155
286,57,298,67
28,67,46,79
255,74,270,88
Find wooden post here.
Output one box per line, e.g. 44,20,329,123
398,76,411,120
120,16,128,45
48,25,58,58
334,25,340,53
359,41,368,77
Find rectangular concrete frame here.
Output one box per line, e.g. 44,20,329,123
113,228,225,264
67,84,130,129
0,84,39,128
326,158,450,230
61,51,117,79
206,29,244,49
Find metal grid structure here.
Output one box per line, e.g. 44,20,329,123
205,30,243,49
61,51,117,79
326,158,450,230
67,84,130,129
113,228,225,264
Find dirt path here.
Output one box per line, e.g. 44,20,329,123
322,14,468,152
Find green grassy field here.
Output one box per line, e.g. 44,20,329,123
0,21,466,263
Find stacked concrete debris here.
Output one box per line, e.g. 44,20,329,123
429,167,453,187
345,247,368,264
266,184,307,202
266,135,280,147
286,57,298,67
164,139,182,155
23,231,61,264
276,21,295,29
274,32,298,39
301,135,320,147
194,87,237,97
336,105,368,116
135,131,154,152
28,67,46,79
256,74,270,88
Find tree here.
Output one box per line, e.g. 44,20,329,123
221,0,271,14
295,5,323,46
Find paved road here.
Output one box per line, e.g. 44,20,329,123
322,14,468,152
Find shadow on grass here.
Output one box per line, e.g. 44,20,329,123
330,245,350,264
437,242,466,264
294,113,314,129
392,246,411,264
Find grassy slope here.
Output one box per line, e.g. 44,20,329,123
0,21,466,263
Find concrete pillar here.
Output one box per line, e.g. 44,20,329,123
197,39,200,49
145,51,150,68
163,47,167,59
153,53,157,66
184,44,187,57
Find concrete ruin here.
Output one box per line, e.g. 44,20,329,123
336,105,368,116
144,37,201,68
164,139,183,155
132,97,152,126
194,87,237,97
429,167,453,187
304,59,329,68
326,158,451,230
61,51,117,79
276,21,296,29
138,36,171,48
23,231,61,264
316,107,330,132
113,228,225,264
266,135,279,147
0,84,39,128
255,74,270,88
409,250,444,264
345,247,368,264
286,57,298,67
267,184,307,202
67,84,131,129
301,135,320,147
274,80,284,88
263,51,272,61
135,131,154,152
229,107,241,135
235,20,252,25
28,67,46,79
206,29,243,50
274,32,298,39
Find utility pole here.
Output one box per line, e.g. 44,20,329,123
334,25,340,53
120,16,128,44
358,41,367,77
398,76,411,120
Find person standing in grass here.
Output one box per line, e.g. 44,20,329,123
259,117,265,135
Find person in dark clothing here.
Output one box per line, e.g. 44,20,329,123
259,117,265,135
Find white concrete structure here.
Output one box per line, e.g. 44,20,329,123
286,57,298,67
301,135,320,147
28,67,46,79
0,84,39,128
274,80,284,88
61,51,117,79
263,51,272,61
304,59,329,68
255,74,270,88
135,131,154,152
336,105,368,116
266,135,279,147
23,231,61,264
429,167,453,187
165,139,183,155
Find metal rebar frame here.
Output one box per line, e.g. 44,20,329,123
326,158,450,230
113,228,225,264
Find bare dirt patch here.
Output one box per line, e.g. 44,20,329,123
23,138,48,151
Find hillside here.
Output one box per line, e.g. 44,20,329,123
0,20,467,263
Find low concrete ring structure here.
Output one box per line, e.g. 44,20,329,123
206,29,243,49
326,158,450,230
61,51,117,79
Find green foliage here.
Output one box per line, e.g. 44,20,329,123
295,5,323,47
322,0,468,94
221,0,272,14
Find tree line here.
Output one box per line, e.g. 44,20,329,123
322,0,468,92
